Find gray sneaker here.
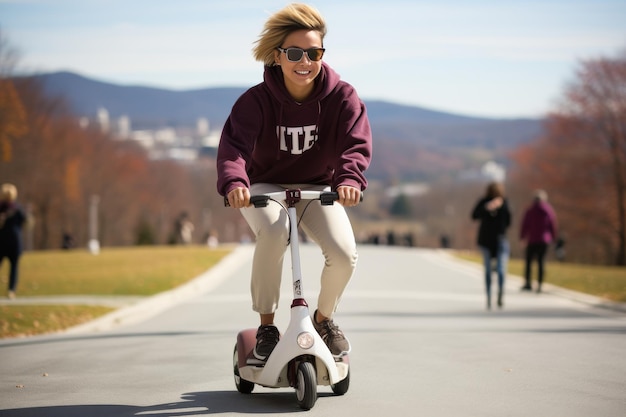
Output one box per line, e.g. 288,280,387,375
252,325,280,362
312,311,351,357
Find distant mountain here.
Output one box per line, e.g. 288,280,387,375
24,71,544,181
30,71,246,128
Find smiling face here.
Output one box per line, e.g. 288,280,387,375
274,29,323,102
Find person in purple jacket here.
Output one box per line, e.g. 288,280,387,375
520,189,558,293
216,3,372,363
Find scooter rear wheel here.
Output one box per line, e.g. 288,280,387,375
233,345,254,394
295,361,317,410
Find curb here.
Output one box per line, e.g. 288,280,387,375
63,244,254,334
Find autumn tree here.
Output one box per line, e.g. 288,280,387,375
0,30,28,162
510,50,626,265
0,41,212,249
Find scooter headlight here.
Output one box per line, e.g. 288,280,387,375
297,331,315,349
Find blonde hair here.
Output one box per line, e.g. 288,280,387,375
1,183,17,202
253,3,327,66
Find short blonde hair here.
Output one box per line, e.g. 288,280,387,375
1,183,17,202
253,3,327,66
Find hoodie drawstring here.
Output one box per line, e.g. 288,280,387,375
315,101,322,151
275,104,284,160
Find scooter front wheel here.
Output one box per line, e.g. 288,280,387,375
233,345,254,394
295,361,317,410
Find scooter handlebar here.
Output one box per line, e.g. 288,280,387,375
225,190,363,207
249,191,338,208
250,190,362,208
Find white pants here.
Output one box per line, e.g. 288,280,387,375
240,183,358,318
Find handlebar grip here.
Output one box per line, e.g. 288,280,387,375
224,195,273,207
320,191,364,205
250,195,270,207
320,192,339,206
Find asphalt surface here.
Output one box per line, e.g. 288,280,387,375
1,244,625,416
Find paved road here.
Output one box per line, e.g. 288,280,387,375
1,244,625,416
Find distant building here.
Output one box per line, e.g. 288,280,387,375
83,108,223,162
197,117,209,136
117,115,131,138
458,160,506,182
97,107,110,133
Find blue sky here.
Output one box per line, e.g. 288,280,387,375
1,0,625,118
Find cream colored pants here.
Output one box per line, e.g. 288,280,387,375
240,183,358,318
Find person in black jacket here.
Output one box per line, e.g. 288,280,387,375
471,182,512,309
0,184,27,299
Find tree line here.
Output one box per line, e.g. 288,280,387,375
0,31,240,249
0,75,230,249
509,50,626,265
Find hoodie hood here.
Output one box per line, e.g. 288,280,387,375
263,62,341,105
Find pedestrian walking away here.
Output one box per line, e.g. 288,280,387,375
216,3,372,363
471,182,512,310
520,189,558,293
0,183,27,299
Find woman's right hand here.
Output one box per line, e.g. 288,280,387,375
486,197,503,211
227,187,251,209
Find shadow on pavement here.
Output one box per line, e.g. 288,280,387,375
0,390,337,416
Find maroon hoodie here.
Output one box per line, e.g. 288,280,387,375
217,62,372,196
520,200,558,244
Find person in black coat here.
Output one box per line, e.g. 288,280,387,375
471,182,512,309
0,184,27,299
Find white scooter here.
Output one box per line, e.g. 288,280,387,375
232,189,351,410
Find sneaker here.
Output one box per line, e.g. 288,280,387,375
312,310,351,357
252,325,280,362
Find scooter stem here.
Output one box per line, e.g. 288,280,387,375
287,204,304,299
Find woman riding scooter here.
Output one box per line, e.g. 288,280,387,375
216,3,372,363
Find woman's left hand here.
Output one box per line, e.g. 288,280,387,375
337,186,361,207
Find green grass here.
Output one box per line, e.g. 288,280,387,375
1,305,114,338
0,245,232,338
5,245,232,296
454,251,626,303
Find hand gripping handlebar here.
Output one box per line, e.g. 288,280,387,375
225,189,362,208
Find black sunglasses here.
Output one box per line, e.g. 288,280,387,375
277,47,325,62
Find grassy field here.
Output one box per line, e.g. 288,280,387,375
1,245,232,338
2,246,624,339
454,251,626,303
1,305,114,338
